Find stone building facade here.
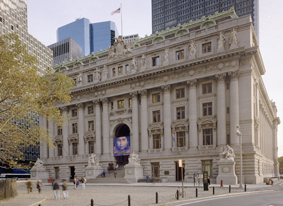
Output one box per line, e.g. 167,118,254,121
41,8,280,184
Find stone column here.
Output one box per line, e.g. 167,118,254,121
216,73,227,146
62,107,69,157
94,100,102,155
187,79,198,148
229,71,240,145
140,90,148,152
77,103,85,156
101,98,110,155
48,120,54,158
41,116,48,159
162,85,171,151
130,91,139,153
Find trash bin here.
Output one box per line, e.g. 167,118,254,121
48,179,51,183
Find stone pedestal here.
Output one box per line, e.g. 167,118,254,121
85,165,103,180
124,152,144,182
216,158,237,185
30,168,49,180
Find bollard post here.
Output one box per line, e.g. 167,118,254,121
213,186,215,195
90,199,94,206
229,185,231,193
244,184,246,192
128,195,131,206
196,188,198,197
156,192,158,204
176,189,179,200
220,180,223,187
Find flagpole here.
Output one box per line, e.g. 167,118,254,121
121,3,123,36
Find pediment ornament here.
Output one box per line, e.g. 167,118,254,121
108,36,132,60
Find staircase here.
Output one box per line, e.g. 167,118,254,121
87,165,129,184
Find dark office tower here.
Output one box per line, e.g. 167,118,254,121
152,0,259,38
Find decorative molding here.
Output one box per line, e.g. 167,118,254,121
228,70,239,80
100,98,108,105
76,103,83,108
54,135,63,145
68,133,79,144
93,99,100,105
171,119,189,133
148,122,164,135
139,89,147,97
83,131,96,142
161,84,171,92
215,73,226,83
187,79,197,88
130,91,138,98
197,115,217,131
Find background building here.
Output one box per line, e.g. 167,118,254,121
42,8,279,184
152,0,259,39
57,19,118,56
123,34,139,43
48,37,82,67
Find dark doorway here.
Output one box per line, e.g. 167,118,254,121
175,161,185,181
114,124,130,165
70,166,75,179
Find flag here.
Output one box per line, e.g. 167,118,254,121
172,134,176,142
111,8,120,15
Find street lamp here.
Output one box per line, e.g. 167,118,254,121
236,125,243,188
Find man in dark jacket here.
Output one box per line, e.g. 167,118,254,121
53,180,60,199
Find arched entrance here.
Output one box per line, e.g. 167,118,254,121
114,124,130,165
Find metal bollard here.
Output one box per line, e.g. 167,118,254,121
90,199,94,206
196,188,198,197
128,195,131,206
229,185,231,193
156,192,158,204
176,189,179,200
245,184,246,192
213,186,215,195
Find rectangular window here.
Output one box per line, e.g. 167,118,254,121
89,141,94,154
88,121,94,131
176,106,185,119
177,131,185,147
118,66,123,75
202,160,212,177
203,129,213,145
152,93,160,103
128,98,132,108
72,143,78,155
72,109,77,117
151,162,160,178
176,88,185,99
118,100,124,109
153,110,161,123
153,134,161,149
72,123,78,133
57,126,62,135
176,50,184,60
203,102,212,116
152,56,160,66
125,64,130,73
202,83,212,94
87,74,93,83
111,102,114,111
58,144,62,156
88,106,94,114
112,68,116,77
202,42,211,53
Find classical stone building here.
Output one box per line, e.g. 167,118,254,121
41,8,280,184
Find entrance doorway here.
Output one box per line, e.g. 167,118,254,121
175,161,185,181
70,166,75,179
114,124,130,165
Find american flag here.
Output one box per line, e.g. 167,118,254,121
111,8,120,15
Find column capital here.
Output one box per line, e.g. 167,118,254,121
100,98,108,105
93,99,100,105
130,91,138,98
139,89,147,97
60,106,67,112
187,79,197,88
161,84,171,92
76,103,83,108
215,73,226,83
228,70,239,80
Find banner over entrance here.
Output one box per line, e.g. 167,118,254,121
114,136,130,156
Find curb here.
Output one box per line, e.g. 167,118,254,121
30,194,48,206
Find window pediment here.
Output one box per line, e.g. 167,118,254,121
68,133,79,144
148,122,164,135
84,131,96,142
198,115,217,130
54,135,63,145
171,119,189,133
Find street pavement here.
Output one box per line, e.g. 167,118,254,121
0,180,281,206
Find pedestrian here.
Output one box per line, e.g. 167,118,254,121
207,176,210,185
53,179,60,199
115,164,119,170
76,178,80,189
114,170,117,178
146,174,150,183
81,177,86,189
62,180,68,199
26,179,32,193
73,178,77,189
36,180,42,194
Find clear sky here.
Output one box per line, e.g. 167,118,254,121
27,0,283,157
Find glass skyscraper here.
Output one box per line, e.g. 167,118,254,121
152,0,259,39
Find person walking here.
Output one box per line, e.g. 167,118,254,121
53,179,60,199
115,164,119,170
81,177,86,189
114,170,117,178
62,180,68,199
36,180,42,194
26,179,32,193
73,178,77,189
76,178,80,189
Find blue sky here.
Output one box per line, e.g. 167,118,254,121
28,0,283,157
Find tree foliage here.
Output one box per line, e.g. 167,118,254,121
0,33,73,168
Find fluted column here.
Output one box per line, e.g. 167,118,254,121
77,103,85,155
130,91,139,153
162,85,171,151
94,100,102,155
101,98,110,155
48,120,54,158
140,90,148,152
62,107,69,157
216,73,226,146
40,116,48,159
187,79,198,148
229,71,240,145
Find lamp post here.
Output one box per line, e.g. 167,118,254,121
179,159,184,198
236,125,243,188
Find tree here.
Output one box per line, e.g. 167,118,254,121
0,33,74,168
